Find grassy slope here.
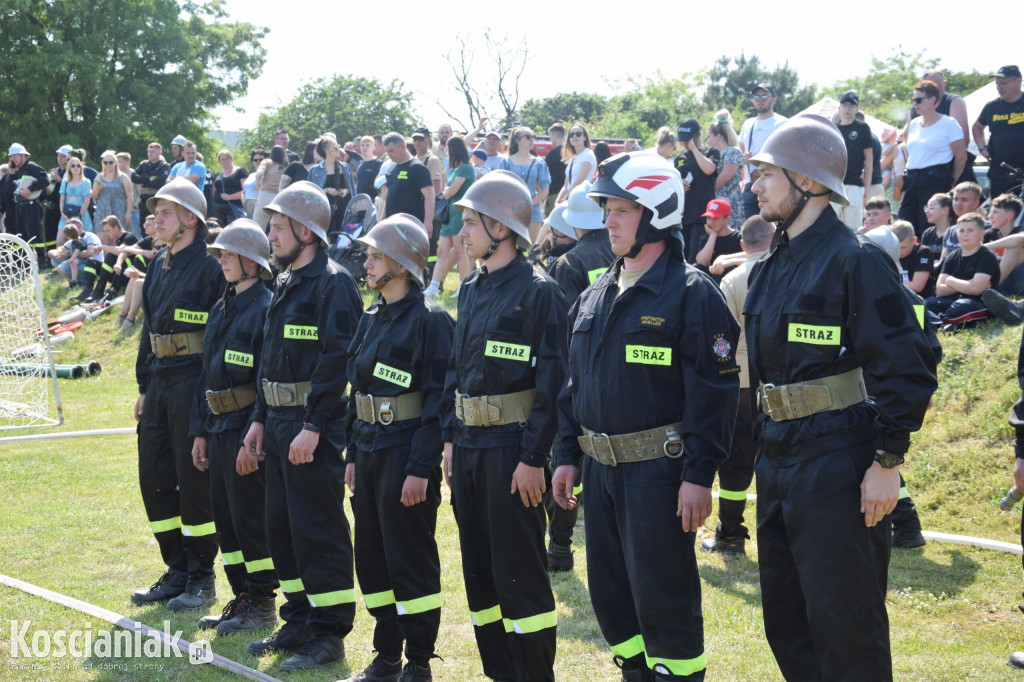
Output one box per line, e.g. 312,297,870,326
2,277,1024,680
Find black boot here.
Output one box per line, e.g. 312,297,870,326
247,621,313,656
547,541,574,572
891,496,926,549
615,654,653,682
130,569,188,605
198,593,243,630
279,634,344,671
166,573,216,611
340,653,403,681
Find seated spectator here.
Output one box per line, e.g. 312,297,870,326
860,196,892,233
981,194,1024,295
920,192,957,261
696,199,742,283
56,220,102,291
924,212,1000,330
893,220,937,298
116,213,162,330
78,215,139,303
952,181,984,220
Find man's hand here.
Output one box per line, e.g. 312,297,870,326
289,428,318,465
511,462,545,508
242,422,265,464
551,465,578,510
134,394,146,422
19,187,31,199
236,445,259,476
344,462,355,493
442,442,454,489
191,437,208,471
677,481,712,532
861,459,900,527
401,475,428,506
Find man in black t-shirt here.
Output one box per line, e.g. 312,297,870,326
973,65,1024,198
893,220,937,298
674,118,719,263
924,213,1001,330
381,132,434,226
695,198,742,283
83,215,139,302
835,92,873,229
544,122,566,216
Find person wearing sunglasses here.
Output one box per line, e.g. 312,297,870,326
499,126,551,243
897,80,967,236
92,150,133,244
556,124,595,204
738,84,788,222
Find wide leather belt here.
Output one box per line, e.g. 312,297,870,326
578,423,684,467
262,379,312,408
355,391,422,425
150,330,204,358
205,385,257,415
454,389,535,427
756,368,867,422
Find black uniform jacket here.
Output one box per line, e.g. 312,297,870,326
345,288,455,478
440,254,569,467
190,281,273,438
251,249,363,430
136,239,224,392
0,160,48,214
549,230,616,305
555,248,741,488
132,160,171,193
743,207,938,461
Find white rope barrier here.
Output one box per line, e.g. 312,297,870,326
0,427,135,443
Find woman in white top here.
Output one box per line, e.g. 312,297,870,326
556,123,595,203
499,126,552,241
897,79,966,236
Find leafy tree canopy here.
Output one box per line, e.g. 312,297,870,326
703,53,817,117
517,92,609,131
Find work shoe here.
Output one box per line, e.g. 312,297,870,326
247,621,313,656
892,530,926,549
340,653,403,681
278,634,344,671
614,654,653,682
217,594,278,634
397,660,432,682
700,536,746,555
983,289,1024,326
423,281,440,300
1008,651,1024,669
166,573,216,611
198,593,244,631
130,569,188,605
547,542,574,573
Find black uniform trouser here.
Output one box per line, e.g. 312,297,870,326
543,464,579,548
264,414,354,638
352,442,442,662
93,260,128,297
756,441,892,682
138,195,154,231
138,371,218,576
583,455,706,681
715,388,755,540
43,207,60,249
208,427,277,599
897,167,953,238
10,201,44,262
452,443,556,682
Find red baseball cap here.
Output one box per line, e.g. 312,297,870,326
702,199,731,218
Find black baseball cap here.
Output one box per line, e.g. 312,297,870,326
839,91,859,105
677,118,699,142
992,65,1022,79
411,127,430,139
751,83,776,97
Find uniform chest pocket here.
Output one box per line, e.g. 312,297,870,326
622,315,677,368
171,296,209,329
783,293,845,347
483,314,533,363
371,345,415,389
282,313,319,342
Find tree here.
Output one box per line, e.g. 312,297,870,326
241,75,417,154
591,72,708,143
704,53,817,117
437,30,530,131
0,0,266,162
517,92,609,131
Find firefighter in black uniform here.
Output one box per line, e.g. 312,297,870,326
242,181,363,672
743,115,937,681
130,178,223,611
0,143,49,267
340,214,454,682
440,170,568,682
189,218,279,635
543,180,615,572
132,142,171,231
552,152,740,682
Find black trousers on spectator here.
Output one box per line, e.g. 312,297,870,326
138,371,218,577
898,166,954,238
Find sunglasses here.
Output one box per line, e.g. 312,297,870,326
102,160,115,165
69,164,82,168
911,97,927,104
568,131,585,138
752,94,772,101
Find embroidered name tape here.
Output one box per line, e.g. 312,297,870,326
374,362,411,388
284,325,318,340
625,344,672,365
787,323,840,345
485,340,530,361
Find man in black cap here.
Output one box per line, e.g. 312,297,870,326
738,84,788,221
835,91,873,229
973,65,1024,198
673,118,719,264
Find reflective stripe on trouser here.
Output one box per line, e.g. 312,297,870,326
756,440,893,682
716,388,755,540
583,454,707,681
138,371,217,576
353,442,442,662
208,428,278,599
608,635,709,678
452,444,556,682
264,415,354,637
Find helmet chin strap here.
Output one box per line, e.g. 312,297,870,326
769,169,831,250
286,216,317,247
625,208,661,259
227,253,256,285
162,206,195,270
480,215,512,260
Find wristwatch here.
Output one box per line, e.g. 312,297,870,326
873,451,904,469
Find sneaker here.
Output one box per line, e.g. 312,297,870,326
217,594,278,634
547,542,574,573
700,536,746,556
278,634,344,671
892,530,926,549
424,282,440,299
130,569,188,605
1009,651,1024,669
199,594,244,631
166,573,216,611
120,318,136,332
340,653,403,682
983,289,1024,326
247,621,313,656
397,660,432,682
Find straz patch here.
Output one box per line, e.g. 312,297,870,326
712,333,732,362
588,267,607,284
625,345,671,365
173,309,208,324
373,362,411,388
284,325,319,340
640,315,666,329
788,323,840,345
485,340,530,362
224,349,253,367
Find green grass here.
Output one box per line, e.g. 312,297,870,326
3,275,1024,679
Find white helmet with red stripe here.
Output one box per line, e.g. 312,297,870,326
586,152,684,230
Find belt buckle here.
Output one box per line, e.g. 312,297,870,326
758,383,776,419
592,432,617,467
378,399,394,426
663,428,683,459
366,394,376,425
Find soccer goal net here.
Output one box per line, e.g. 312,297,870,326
0,233,62,429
